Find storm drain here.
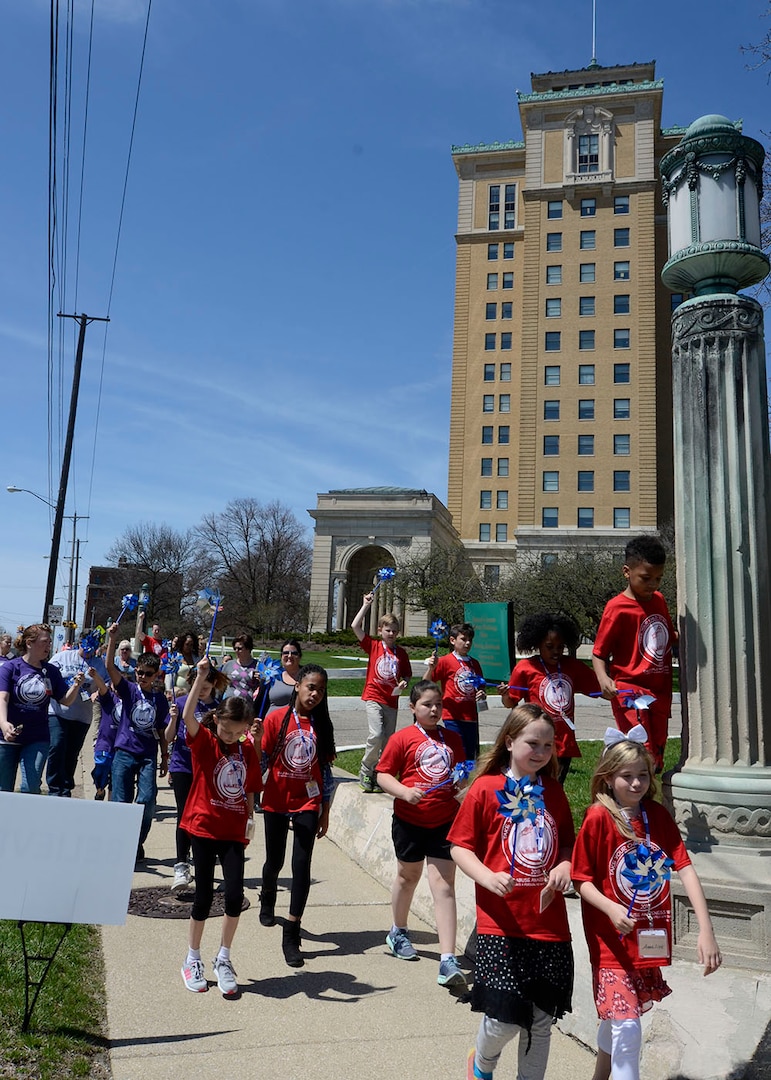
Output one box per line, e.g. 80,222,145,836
128,886,250,919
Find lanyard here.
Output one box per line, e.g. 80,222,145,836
292,709,315,758
504,769,546,856
381,641,399,680
414,721,451,772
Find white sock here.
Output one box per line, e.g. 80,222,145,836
441,953,454,962
217,946,230,961
186,948,201,963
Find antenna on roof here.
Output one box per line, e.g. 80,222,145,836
590,0,598,67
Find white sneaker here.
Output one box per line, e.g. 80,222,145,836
213,955,238,996
171,863,192,891
181,957,207,992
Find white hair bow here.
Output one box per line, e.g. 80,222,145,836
603,724,648,748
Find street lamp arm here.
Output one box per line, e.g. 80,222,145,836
6,486,56,510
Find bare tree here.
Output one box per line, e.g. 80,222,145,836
395,545,482,626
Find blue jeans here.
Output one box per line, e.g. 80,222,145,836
110,748,158,846
0,740,49,793
46,714,91,796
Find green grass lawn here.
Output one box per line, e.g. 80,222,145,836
336,738,682,833
0,921,108,1079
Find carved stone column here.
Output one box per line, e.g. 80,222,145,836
667,293,771,971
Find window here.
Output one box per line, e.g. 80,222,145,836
503,242,514,259
542,471,559,492
546,298,562,318
486,303,497,321
497,458,509,477
487,273,498,290
488,243,499,260
546,232,563,252
496,523,508,543
580,263,596,283
578,507,595,528
500,332,512,350
499,394,511,413
542,507,559,528
614,362,630,384
614,261,630,280
614,508,631,529
580,230,596,250
581,198,596,217
544,435,560,456
484,363,495,381
577,470,595,492
578,133,599,173
544,400,560,421
578,364,595,385
546,265,562,285
614,195,629,215
498,425,510,444
500,363,511,381
480,491,492,510
614,398,631,419
483,394,494,412
501,302,513,319
482,426,493,444
488,186,500,230
614,228,630,247
614,434,631,455
496,490,508,510
545,331,561,352
614,329,630,349
579,296,595,316
544,365,561,386
479,523,491,542
502,272,514,289
547,200,563,219
578,434,595,455
481,458,493,476
503,185,516,229
671,293,684,311
579,330,595,350
614,294,630,314
614,470,631,492
578,399,595,420
485,333,496,350
484,564,500,587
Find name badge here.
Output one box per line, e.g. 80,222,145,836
637,929,669,959
306,780,320,799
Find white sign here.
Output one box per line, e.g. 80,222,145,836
0,793,142,925
47,605,64,624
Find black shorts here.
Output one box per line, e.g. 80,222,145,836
391,814,453,863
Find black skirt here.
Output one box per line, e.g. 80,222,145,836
471,933,574,1032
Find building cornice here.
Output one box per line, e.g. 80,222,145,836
452,139,525,156
517,79,663,104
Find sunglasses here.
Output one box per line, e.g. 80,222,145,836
136,669,156,677
281,651,299,657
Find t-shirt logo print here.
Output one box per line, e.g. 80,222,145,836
130,698,157,734
16,672,52,706
638,614,670,666
454,667,477,699
282,728,316,774
610,839,671,914
375,652,398,687
413,742,450,786
538,675,573,716
499,811,556,884
213,754,247,803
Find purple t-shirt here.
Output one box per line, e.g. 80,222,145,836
94,690,121,755
113,678,168,758
168,693,216,774
0,657,69,744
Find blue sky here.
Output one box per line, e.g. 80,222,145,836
1,0,768,629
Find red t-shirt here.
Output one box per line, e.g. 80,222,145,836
593,592,674,710
140,634,165,659
261,706,325,814
181,725,261,844
359,634,412,707
571,800,689,971
376,722,466,828
508,656,600,758
448,773,575,941
433,653,484,724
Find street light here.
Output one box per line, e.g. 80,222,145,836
7,486,89,636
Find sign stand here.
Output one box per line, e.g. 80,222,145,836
17,921,73,1032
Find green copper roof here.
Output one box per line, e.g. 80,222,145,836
661,125,688,137
327,487,431,497
451,139,525,155
517,78,663,103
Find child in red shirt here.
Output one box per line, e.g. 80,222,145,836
503,612,599,783
376,679,468,988
427,622,485,760
179,658,261,997
449,703,575,1080
571,731,721,1080
593,535,676,771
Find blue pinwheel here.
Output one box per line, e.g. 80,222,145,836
80,630,102,658
114,593,138,626
253,655,285,716
429,618,448,657
424,758,475,793
496,775,546,875
161,650,183,680
196,589,223,656
371,566,396,594
621,842,674,918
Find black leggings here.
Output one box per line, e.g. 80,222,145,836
170,771,193,863
189,835,245,920
261,810,319,920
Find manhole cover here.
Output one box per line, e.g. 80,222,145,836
128,886,250,919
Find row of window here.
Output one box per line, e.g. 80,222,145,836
544,364,629,385
542,470,631,492
544,295,630,317
546,229,629,252
543,434,631,455
481,457,510,476
487,242,515,260
486,272,514,290
547,196,630,218
545,262,630,284
478,507,633,541
543,329,630,351
483,395,511,412
543,399,631,421
483,363,512,381
489,185,516,231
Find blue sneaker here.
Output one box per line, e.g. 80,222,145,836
438,955,467,987
386,928,418,960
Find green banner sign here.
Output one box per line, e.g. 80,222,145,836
463,602,515,683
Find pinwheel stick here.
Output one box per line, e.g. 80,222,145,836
204,601,221,657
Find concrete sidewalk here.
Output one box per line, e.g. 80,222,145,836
92,773,595,1080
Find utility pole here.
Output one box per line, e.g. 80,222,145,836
44,312,108,622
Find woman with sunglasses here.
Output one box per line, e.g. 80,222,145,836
222,634,259,701
266,639,303,710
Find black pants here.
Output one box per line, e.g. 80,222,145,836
261,810,318,920
170,771,193,863
189,835,245,920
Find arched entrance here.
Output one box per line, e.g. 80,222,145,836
346,545,399,636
